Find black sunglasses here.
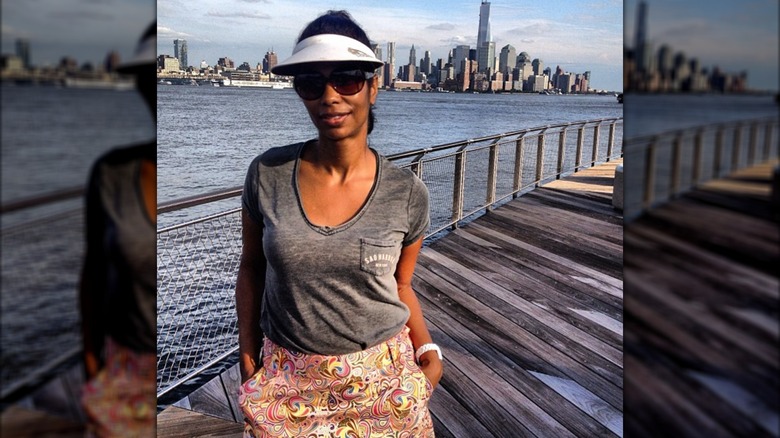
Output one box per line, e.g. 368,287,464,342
293,69,375,100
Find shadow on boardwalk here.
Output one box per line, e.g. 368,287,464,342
624,159,779,437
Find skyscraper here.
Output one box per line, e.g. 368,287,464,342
370,43,384,85
408,45,416,67
499,44,515,76
453,45,470,74
15,39,30,69
634,1,650,73
385,41,396,87
422,50,432,75
477,1,494,73
263,50,278,73
174,39,188,70
477,1,491,50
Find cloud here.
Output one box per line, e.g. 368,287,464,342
236,0,271,2
48,10,116,21
205,11,271,19
158,25,193,39
426,23,456,31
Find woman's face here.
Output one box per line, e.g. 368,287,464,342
298,62,378,144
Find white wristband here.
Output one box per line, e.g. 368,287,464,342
415,343,442,362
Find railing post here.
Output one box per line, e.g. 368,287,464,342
714,127,725,178
451,145,468,229
644,139,657,209
575,125,585,172
670,134,683,198
410,152,425,180
512,136,525,198
764,122,774,161
535,128,546,187
692,128,703,186
556,127,567,179
732,124,742,172
748,122,758,166
607,121,616,161
591,123,601,166
486,139,500,208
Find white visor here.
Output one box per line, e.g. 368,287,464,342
271,34,384,76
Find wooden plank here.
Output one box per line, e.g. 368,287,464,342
186,373,235,423
221,363,243,423
157,406,244,438
466,220,622,296
428,376,494,438
423,318,580,437
461,223,623,307
493,203,623,254
421,248,622,368
414,263,624,404
434,235,622,349
479,212,622,279
625,223,778,302
505,196,623,244
0,406,84,438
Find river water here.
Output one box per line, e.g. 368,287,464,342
157,87,622,200
1,85,153,393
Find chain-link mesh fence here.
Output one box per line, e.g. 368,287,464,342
623,116,779,221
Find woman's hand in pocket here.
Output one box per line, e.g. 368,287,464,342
240,354,262,384
419,352,443,389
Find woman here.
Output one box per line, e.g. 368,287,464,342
79,23,157,438
237,10,443,437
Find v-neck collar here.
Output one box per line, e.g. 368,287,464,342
292,141,381,236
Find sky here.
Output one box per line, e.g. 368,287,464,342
624,0,779,91
156,0,624,91
1,0,156,68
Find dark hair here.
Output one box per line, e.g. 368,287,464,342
298,10,377,135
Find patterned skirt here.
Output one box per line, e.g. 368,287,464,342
239,327,435,438
80,337,156,438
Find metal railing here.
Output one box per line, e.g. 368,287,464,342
0,187,85,403
156,117,623,397
622,116,779,221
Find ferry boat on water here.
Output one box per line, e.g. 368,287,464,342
220,78,292,89
64,76,135,91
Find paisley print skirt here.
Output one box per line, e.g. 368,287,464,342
238,327,435,438
80,337,156,438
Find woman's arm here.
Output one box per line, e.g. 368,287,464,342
80,167,108,381
236,207,267,383
396,237,443,388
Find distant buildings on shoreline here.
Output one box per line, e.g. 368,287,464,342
625,1,749,94
1,38,134,89
157,2,617,94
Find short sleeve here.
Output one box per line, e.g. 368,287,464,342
403,175,430,246
241,155,263,225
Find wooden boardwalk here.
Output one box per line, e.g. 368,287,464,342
623,159,779,437
158,160,625,437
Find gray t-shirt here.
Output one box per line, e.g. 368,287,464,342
84,143,156,353
242,142,430,355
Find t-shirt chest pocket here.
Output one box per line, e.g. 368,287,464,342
360,238,399,276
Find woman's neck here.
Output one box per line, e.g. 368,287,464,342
306,138,373,179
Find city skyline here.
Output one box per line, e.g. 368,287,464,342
623,0,778,91
157,0,623,91
1,0,155,69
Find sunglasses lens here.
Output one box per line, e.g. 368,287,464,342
330,70,366,95
294,74,326,100
293,70,368,100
